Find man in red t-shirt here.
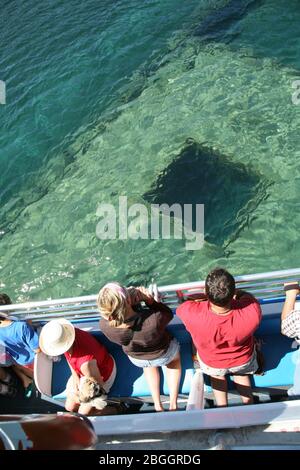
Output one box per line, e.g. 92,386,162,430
39,319,116,415
177,268,261,407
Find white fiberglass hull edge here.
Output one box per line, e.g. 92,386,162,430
89,399,300,436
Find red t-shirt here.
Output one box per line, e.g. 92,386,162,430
65,328,114,382
177,296,262,368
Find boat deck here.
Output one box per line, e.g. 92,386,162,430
1,268,300,440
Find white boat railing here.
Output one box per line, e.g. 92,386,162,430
0,268,299,323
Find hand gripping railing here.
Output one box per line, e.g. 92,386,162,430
0,268,300,324
149,267,300,307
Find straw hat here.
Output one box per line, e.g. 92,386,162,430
39,319,75,356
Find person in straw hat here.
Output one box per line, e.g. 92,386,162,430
39,318,116,415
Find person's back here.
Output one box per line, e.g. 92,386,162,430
178,294,260,369
0,319,38,366
177,268,261,407
64,327,114,382
100,302,173,359
98,283,181,412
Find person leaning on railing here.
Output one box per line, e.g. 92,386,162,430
177,268,262,408
281,281,300,397
97,283,181,412
0,293,40,396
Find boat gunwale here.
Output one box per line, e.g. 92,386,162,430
1,268,300,324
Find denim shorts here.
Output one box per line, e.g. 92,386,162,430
198,350,258,377
128,338,180,368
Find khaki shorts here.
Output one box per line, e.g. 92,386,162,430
198,351,258,377
128,338,180,368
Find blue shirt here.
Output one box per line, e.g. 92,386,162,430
0,321,39,365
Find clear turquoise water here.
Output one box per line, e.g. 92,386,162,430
0,0,300,300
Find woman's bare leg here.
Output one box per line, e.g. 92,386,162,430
210,375,228,407
165,353,181,411
12,365,33,388
143,367,164,411
0,367,7,382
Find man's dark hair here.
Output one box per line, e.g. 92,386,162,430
0,293,12,306
205,268,235,307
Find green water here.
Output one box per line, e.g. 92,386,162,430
0,0,300,300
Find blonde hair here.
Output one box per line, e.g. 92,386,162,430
97,282,129,327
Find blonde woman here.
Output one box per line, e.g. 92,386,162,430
97,283,181,412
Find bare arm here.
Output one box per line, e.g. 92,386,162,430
128,286,154,305
281,283,300,322
67,361,80,391
80,359,104,387
183,293,207,302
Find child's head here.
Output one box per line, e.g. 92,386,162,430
0,293,12,306
0,293,12,320
97,282,130,327
205,268,235,307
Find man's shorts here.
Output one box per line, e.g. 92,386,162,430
198,350,258,377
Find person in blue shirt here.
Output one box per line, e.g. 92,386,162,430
0,293,40,390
